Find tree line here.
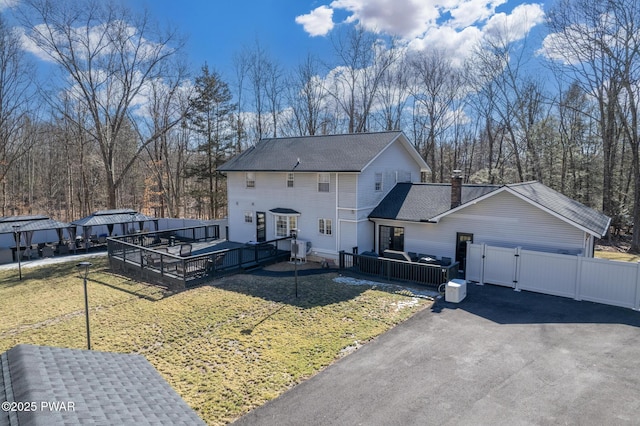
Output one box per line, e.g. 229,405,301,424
2,0,640,250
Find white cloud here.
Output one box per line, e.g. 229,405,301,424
0,0,19,11
483,3,545,44
297,0,546,66
449,0,508,28
329,0,438,39
408,25,483,67
295,5,334,37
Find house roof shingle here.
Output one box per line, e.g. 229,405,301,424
369,181,610,237
368,182,499,222
0,344,205,425
506,181,611,237
218,131,425,172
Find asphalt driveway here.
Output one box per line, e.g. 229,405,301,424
233,282,640,425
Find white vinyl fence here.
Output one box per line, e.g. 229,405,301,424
466,243,640,310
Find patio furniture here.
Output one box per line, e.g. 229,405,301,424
145,248,169,268
179,244,192,257
41,246,55,258
383,249,413,262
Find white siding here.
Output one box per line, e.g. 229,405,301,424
225,138,426,258
337,174,357,209
226,171,336,251
357,140,422,218
374,190,588,259
338,221,357,254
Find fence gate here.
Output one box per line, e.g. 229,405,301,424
465,243,640,311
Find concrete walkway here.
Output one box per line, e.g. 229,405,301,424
233,283,640,425
0,251,108,271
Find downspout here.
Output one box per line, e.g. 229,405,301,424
336,173,339,254
369,217,376,254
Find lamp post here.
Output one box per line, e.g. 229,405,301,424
77,262,92,350
12,225,21,281
291,229,299,298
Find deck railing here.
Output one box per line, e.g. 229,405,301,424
338,251,459,287
109,224,220,248
108,232,290,289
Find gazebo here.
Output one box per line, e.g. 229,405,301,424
71,209,158,251
0,215,72,262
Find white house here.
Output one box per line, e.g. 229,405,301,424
220,131,610,272
368,175,611,271
218,131,429,261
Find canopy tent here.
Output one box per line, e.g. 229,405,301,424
0,215,72,256
71,209,158,247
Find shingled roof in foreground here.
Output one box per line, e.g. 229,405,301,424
0,344,204,426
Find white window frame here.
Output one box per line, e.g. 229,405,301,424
287,172,295,188
246,172,255,188
318,173,330,192
375,172,383,191
244,211,253,223
275,215,298,238
318,218,332,236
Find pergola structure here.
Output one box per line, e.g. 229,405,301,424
0,215,72,259
71,209,158,251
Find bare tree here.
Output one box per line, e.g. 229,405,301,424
0,15,38,215
546,0,640,248
284,54,328,136
410,49,464,182
327,27,398,133
376,50,409,131
19,0,187,209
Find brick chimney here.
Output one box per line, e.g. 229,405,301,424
451,170,463,209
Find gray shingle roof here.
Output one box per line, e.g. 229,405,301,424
0,344,205,425
0,216,71,234
368,183,499,222
506,181,611,237
369,181,610,237
71,210,155,227
219,131,409,172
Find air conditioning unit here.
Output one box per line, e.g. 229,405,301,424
291,240,307,263
445,279,467,303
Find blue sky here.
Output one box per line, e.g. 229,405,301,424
125,0,548,76
130,0,331,74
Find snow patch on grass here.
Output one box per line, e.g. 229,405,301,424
333,276,439,299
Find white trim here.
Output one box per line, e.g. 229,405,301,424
428,186,606,237
360,132,430,173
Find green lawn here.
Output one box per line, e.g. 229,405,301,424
594,250,640,262
0,257,430,425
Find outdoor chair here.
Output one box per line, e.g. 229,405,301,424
179,244,192,257
145,248,168,268
41,246,55,258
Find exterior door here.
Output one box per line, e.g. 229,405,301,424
379,225,404,253
455,232,473,274
256,212,266,242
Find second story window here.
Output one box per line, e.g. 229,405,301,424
318,173,330,192
287,172,294,188
246,172,255,188
375,172,383,191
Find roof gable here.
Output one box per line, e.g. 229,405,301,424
504,182,611,237
370,181,610,237
218,131,428,172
